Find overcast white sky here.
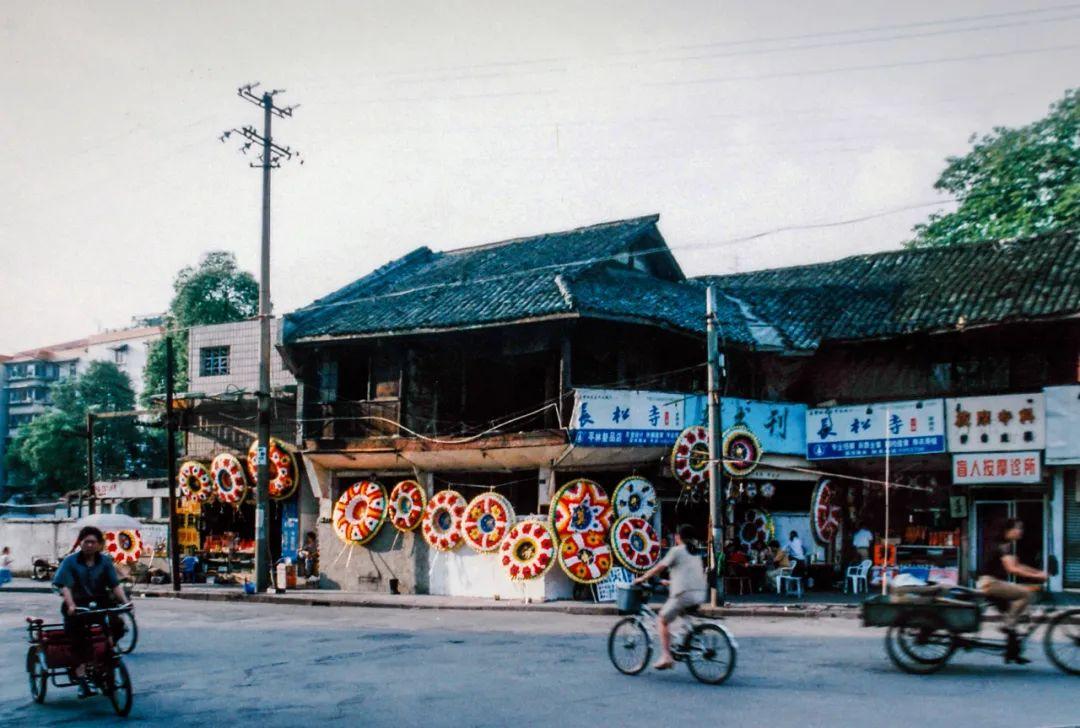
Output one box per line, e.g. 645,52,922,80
1,1,1078,353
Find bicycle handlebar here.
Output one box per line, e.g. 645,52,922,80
73,603,133,616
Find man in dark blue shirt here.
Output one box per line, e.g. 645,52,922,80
53,525,131,697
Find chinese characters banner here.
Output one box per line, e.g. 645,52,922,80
569,389,689,447
805,399,946,460
945,393,1045,453
951,451,1042,485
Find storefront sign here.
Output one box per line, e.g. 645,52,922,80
569,389,806,454
1045,385,1080,464
951,451,1042,484
805,399,945,460
945,393,1045,453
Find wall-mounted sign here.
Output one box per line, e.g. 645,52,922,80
952,451,1042,484
945,393,1045,453
805,399,945,460
1045,385,1080,465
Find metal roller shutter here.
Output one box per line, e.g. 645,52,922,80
1066,471,1080,588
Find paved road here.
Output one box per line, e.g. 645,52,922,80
0,592,1076,727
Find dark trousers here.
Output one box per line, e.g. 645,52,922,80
61,607,105,667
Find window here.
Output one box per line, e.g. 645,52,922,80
200,346,230,377
113,346,128,365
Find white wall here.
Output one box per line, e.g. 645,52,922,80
0,518,77,574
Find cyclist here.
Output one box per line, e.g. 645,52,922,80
53,525,132,697
976,518,1047,664
633,524,708,670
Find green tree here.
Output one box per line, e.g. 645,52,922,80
909,88,1079,247
142,251,258,404
6,362,141,496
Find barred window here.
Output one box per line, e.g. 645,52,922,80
200,346,230,377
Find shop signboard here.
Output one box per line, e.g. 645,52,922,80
138,523,170,558
569,388,806,454
805,399,945,460
945,392,1045,453
951,451,1042,485
1045,385,1080,464
281,500,300,561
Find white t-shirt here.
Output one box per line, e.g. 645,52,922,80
852,529,873,549
785,537,806,560
658,544,708,596
0,553,12,568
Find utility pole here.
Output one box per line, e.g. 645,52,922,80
222,83,302,592
165,336,181,591
706,286,726,606
85,413,95,513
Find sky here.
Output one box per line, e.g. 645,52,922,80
1,1,1078,353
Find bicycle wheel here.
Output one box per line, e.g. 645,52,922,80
106,659,133,717
1043,608,1080,676
685,623,737,685
885,611,955,674
114,611,138,654
608,618,651,675
26,648,47,703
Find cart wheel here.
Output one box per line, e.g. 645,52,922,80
26,648,47,703
114,611,138,654
886,611,955,674
32,563,49,581
608,617,651,675
1043,608,1080,676
106,659,133,717
685,623,737,685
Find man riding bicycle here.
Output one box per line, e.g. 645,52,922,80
52,526,132,697
633,524,708,670
977,518,1047,665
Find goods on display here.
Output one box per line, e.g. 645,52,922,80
461,492,515,552
610,516,661,573
550,479,613,540
612,476,658,520
387,480,427,532
738,508,775,552
177,460,213,503
500,520,556,580
246,438,298,500
760,482,776,499
333,480,388,545
671,425,710,485
210,453,248,505
722,427,763,477
422,490,467,551
558,530,614,584
811,478,842,545
104,529,143,564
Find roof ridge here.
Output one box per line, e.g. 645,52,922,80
441,215,660,255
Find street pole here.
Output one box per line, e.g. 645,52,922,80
706,286,726,606
165,336,181,591
222,83,302,592
85,413,95,514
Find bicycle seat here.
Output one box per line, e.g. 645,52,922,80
25,617,43,625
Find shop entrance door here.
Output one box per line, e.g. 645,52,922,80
971,499,1045,579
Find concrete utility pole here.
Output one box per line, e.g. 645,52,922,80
706,286,726,606
222,83,301,592
85,413,95,513
165,336,181,591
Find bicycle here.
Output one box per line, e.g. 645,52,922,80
25,603,135,717
863,585,1080,675
607,584,738,685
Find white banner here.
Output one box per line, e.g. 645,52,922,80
945,393,1045,453
952,451,1042,485
1045,385,1080,465
805,399,945,460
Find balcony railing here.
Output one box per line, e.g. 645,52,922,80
314,400,401,440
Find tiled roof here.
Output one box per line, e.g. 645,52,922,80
693,228,1080,349
283,216,767,346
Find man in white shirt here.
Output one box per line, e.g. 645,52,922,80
852,525,873,561
785,531,807,561
633,524,708,670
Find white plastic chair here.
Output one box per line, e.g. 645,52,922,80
845,559,872,594
776,566,803,598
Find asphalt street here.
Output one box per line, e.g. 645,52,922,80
0,592,1076,727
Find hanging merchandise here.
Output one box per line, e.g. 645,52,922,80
811,478,843,545
671,425,710,485
210,453,248,505
387,480,427,532
422,490,467,551
558,530,614,584
461,492,515,553
104,529,143,564
610,516,662,573
760,482,776,499
722,427,763,478
612,476,658,520
745,482,759,498
550,479,613,541
246,438,299,500
177,461,214,503
500,520,556,580
332,480,388,546
738,508,775,552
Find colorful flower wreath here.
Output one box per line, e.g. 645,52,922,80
210,452,248,505
671,426,710,485
461,492,515,553
722,427,763,478
105,529,143,564
333,480,388,546
550,479,612,541
422,490,466,551
610,516,661,573
500,520,556,580
612,476,657,520
246,438,298,500
177,460,213,503
558,530,614,584
387,480,427,532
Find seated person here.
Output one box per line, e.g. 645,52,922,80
728,544,749,569
766,539,790,591
977,518,1048,664
180,548,200,583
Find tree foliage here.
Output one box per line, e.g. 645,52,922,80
909,88,1079,247
142,251,258,404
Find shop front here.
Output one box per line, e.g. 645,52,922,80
1045,385,1080,591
